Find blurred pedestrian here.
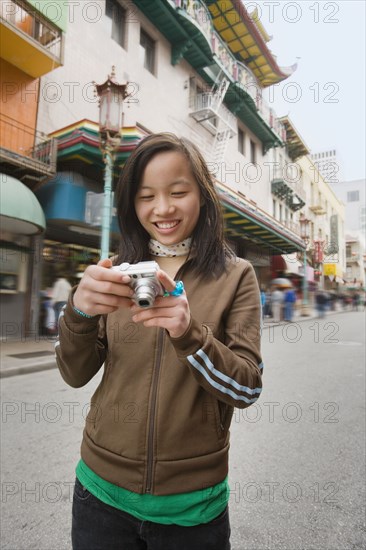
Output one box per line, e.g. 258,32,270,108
345,294,352,310
264,288,272,318
340,293,348,311
271,287,284,322
315,290,327,318
284,287,296,322
328,291,337,311
40,289,56,335
51,275,72,322
352,293,360,311
260,287,266,324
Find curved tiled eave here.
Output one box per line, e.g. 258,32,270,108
204,0,296,87
279,116,310,161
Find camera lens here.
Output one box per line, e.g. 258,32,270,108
135,288,153,308
133,279,161,308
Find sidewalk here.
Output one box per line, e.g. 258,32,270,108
0,336,57,378
0,307,345,378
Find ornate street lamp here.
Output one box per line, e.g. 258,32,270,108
94,67,129,259
299,214,311,316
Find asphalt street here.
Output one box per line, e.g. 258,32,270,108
1,311,365,550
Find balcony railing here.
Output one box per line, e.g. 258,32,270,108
271,169,306,213
0,113,57,184
346,254,361,263
309,203,326,215
271,167,306,202
281,219,301,237
1,0,62,62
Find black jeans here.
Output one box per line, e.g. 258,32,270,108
72,478,231,550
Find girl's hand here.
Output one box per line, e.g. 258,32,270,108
130,270,190,339
73,258,134,316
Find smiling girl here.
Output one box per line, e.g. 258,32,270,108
56,133,263,550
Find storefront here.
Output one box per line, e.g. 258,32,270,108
35,170,120,260
0,174,46,339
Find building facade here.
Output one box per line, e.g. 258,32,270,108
330,179,366,236
34,0,305,287
0,0,67,338
329,178,366,291
311,148,341,185
345,235,366,289
4,0,331,336
297,155,346,290
264,116,346,294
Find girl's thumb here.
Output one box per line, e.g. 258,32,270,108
98,258,113,268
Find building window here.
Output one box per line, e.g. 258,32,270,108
140,28,155,74
250,139,256,164
272,199,276,218
347,190,359,202
279,204,283,222
361,207,366,230
106,0,126,48
238,128,245,155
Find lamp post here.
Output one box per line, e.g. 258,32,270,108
300,215,310,316
94,67,129,259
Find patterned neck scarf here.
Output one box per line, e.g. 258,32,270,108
148,238,192,258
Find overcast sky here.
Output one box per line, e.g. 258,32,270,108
244,0,365,182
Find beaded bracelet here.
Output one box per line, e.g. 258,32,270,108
163,281,185,297
73,305,95,319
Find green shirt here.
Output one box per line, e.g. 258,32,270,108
76,459,229,526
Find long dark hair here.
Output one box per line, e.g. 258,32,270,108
115,132,233,277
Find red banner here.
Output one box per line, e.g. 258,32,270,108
313,240,324,263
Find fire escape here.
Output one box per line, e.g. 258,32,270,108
189,73,236,164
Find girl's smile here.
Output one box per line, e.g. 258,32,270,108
134,151,202,246
153,220,180,231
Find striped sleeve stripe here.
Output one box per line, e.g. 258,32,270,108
196,349,262,395
187,348,262,404
187,355,260,404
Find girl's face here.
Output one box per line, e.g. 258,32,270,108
134,151,202,246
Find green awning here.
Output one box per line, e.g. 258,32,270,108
216,182,305,254
133,0,214,68
0,174,46,234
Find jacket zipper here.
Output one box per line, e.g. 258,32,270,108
145,328,164,493
218,401,226,432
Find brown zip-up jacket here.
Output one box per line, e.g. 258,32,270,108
56,257,263,496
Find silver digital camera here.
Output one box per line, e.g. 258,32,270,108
111,261,164,308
